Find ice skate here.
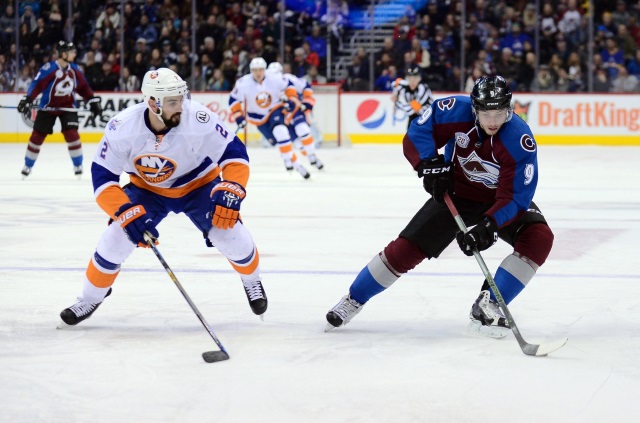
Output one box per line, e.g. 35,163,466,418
468,290,510,338
308,154,324,170
243,279,268,319
58,288,112,327
293,162,311,179
325,295,363,331
283,159,293,171
21,166,32,179
73,165,83,179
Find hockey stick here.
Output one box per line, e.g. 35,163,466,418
443,193,567,357
144,233,230,363
0,105,81,112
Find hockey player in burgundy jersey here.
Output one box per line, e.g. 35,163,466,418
18,41,102,179
326,76,554,339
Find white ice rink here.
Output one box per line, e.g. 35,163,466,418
1,141,639,423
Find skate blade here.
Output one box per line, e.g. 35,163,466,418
467,320,509,339
56,320,71,329
324,323,338,332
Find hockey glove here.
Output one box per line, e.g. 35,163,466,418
87,97,102,118
210,181,246,230
235,115,247,130
17,96,32,114
302,100,314,111
456,216,499,256
115,203,159,247
418,154,453,203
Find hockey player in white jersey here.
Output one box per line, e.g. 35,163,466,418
59,68,267,326
229,57,310,179
266,62,324,170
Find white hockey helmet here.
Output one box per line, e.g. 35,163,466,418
249,57,267,70
141,68,189,110
267,62,283,74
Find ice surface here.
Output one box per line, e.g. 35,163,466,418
1,142,639,423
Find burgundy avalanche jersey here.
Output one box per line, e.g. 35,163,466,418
26,61,94,110
403,95,538,228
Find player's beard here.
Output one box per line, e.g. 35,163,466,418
162,112,181,128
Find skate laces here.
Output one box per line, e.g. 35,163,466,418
332,296,362,319
243,280,264,301
69,297,99,317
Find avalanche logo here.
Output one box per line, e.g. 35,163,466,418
457,151,499,188
357,100,386,129
134,155,177,184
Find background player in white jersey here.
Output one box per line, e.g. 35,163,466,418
229,57,310,179
266,62,324,170
17,41,102,179
391,67,435,130
59,68,267,326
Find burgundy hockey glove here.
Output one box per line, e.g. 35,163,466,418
456,216,499,256
115,203,159,247
210,181,246,230
418,154,453,203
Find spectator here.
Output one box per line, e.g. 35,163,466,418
627,50,640,78
611,65,640,92
301,41,319,69
494,47,519,90
133,14,158,45
303,65,328,85
611,0,631,27
464,65,485,93
128,51,148,82
92,60,119,91
566,51,586,92
20,5,37,33
96,3,121,30
208,68,230,91
0,4,16,46
346,52,369,91
304,25,327,66
593,68,611,92
530,65,556,92
557,0,582,36
81,51,103,88
374,66,398,91
119,66,140,92
13,65,33,92
190,66,206,91
600,35,625,79
291,47,309,79
499,22,532,58
555,68,571,92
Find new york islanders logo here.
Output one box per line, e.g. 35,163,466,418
255,91,273,108
134,155,177,183
513,101,531,122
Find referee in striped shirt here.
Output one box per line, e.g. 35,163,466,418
391,67,435,130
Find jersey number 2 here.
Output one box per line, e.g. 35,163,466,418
215,124,228,138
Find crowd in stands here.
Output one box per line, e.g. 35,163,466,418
0,0,639,94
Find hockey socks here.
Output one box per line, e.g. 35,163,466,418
349,253,400,304
489,253,537,304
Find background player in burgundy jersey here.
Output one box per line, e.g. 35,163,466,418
325,76,554,339
17,41,102,179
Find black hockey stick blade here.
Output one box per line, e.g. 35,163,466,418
202,350,230,363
